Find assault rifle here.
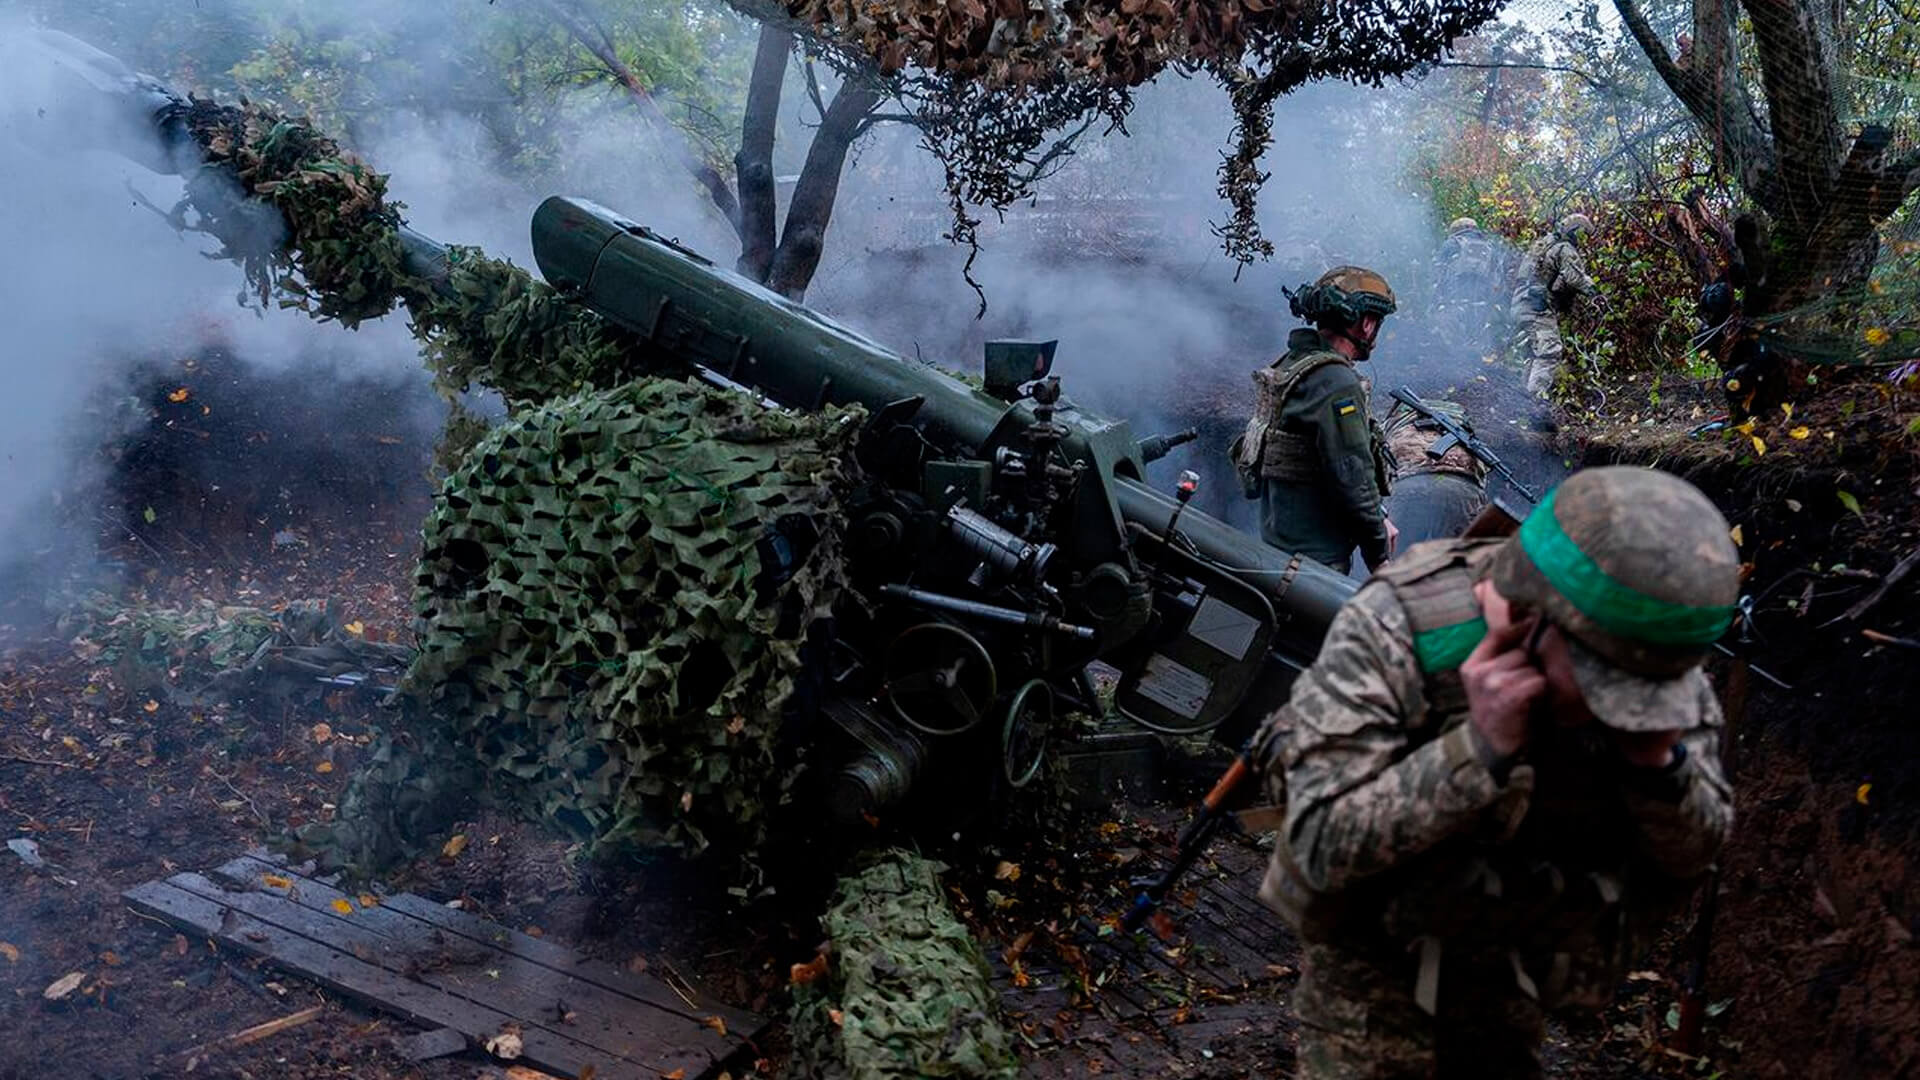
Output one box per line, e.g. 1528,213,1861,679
1390,386,1540,505
1118,744,1259,932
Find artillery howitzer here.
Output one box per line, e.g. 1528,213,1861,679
35,27,1359,854
521,196,1354,823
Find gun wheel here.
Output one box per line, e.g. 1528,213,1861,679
884,623,996,737
1001,679,1053,789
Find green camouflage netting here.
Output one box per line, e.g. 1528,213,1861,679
791,848,1018,1080
179,100,642,404
403,376,860,878
60,596,406,702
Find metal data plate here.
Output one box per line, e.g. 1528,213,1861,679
1187,593,1261,660
1134,653,1213,720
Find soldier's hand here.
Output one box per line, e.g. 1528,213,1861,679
1384,516,1401,559
1462,584,1546,759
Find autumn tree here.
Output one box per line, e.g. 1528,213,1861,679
1614,0,1920,317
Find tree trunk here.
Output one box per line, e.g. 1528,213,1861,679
735,24,790,283
765,80,882,301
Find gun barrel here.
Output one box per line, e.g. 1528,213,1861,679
1139,429,1199,463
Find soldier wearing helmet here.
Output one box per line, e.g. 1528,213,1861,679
1512,213,1602,403
1434,217,1506,347
1249,466,1735,1078
1231,266,1400,574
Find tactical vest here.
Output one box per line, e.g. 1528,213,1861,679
1383,402,1487,482
1235,348,1393,493
1260,539,1654,1014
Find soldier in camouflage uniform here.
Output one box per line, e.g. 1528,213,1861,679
1511,214,1601,399
1378,392,1489,548
1252,466,1737,1078
1232,267,1400,575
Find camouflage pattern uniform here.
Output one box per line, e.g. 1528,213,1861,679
1434,218,1502,306
1379,395,1488,548
1235,327,1394,574
1252,467,1737,1078
1511,215,1599,398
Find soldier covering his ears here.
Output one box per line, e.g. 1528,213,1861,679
1251,466,1737,1078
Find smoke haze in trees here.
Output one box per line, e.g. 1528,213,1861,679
2,0,1509,584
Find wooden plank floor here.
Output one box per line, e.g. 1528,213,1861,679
990,824,1303,1078
124,852,763,1080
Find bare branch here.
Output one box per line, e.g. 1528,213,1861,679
1434,59,1609,92
736,24,790,283
528,0,741,235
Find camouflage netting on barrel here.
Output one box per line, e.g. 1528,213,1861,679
178,99,642,404
791,849,1018,1080
399,376,861,878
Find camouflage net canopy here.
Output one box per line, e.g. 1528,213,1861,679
791,849,1017,1080
729,0,1501,263
177,99,644,403
404,377,860,878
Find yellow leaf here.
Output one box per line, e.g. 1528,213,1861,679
343,620,365,636
358,894,380,908
703,1015,728,1037
315,760,334,774
663,1071,688,1080
442,833,469,858
1751,435,1766,456
0,942,19,963
1734,418,1756,436
994,860,1022,881
1728,525,1744,546
143,699,159,713
330,898,354,915
1865,326,1891,346
1789,426,1810,440
167,387,190,403
1781,402,1793,419
1857,783,1872,805
311,722,333,743
261,874,294,890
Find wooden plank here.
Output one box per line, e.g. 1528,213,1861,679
124,880,634,1080
223,853,761,1038
162,872,728,1075
192,864,739,1063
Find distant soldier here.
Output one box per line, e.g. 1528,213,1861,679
1511,214,1601,400
1253,466,1737,1079
1379,391,1490,547
1434,217,1502,306
1232,267,1400,575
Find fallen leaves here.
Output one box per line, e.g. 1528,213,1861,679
142,699,160,713
662,1070,687,1080
311,722,333,743
1837,490,1864,519
702,1015,727,1037
1857,783,1872,806
442,833,469,859
315,760,334,774
789,954,828,986
330,898,354,915
260,874,294,890
993,860,1022,882
1789,425,1810,440
483,1027,524,1060
343,620,365,636
0,943,19,963
43,971,88,1001
168,387,191,403
358,893,379,909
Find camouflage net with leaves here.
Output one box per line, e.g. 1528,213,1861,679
791,848,1017,1080
401,377,859,880
178,99,643,404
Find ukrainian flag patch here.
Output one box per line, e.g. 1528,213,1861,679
1335,399,1358,416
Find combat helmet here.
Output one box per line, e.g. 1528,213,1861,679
1287,265,1397,328
1557,212,1594,243
1489,466,1739,729
1448,217,1479,235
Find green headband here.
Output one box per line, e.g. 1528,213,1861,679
1517,488,1735,646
